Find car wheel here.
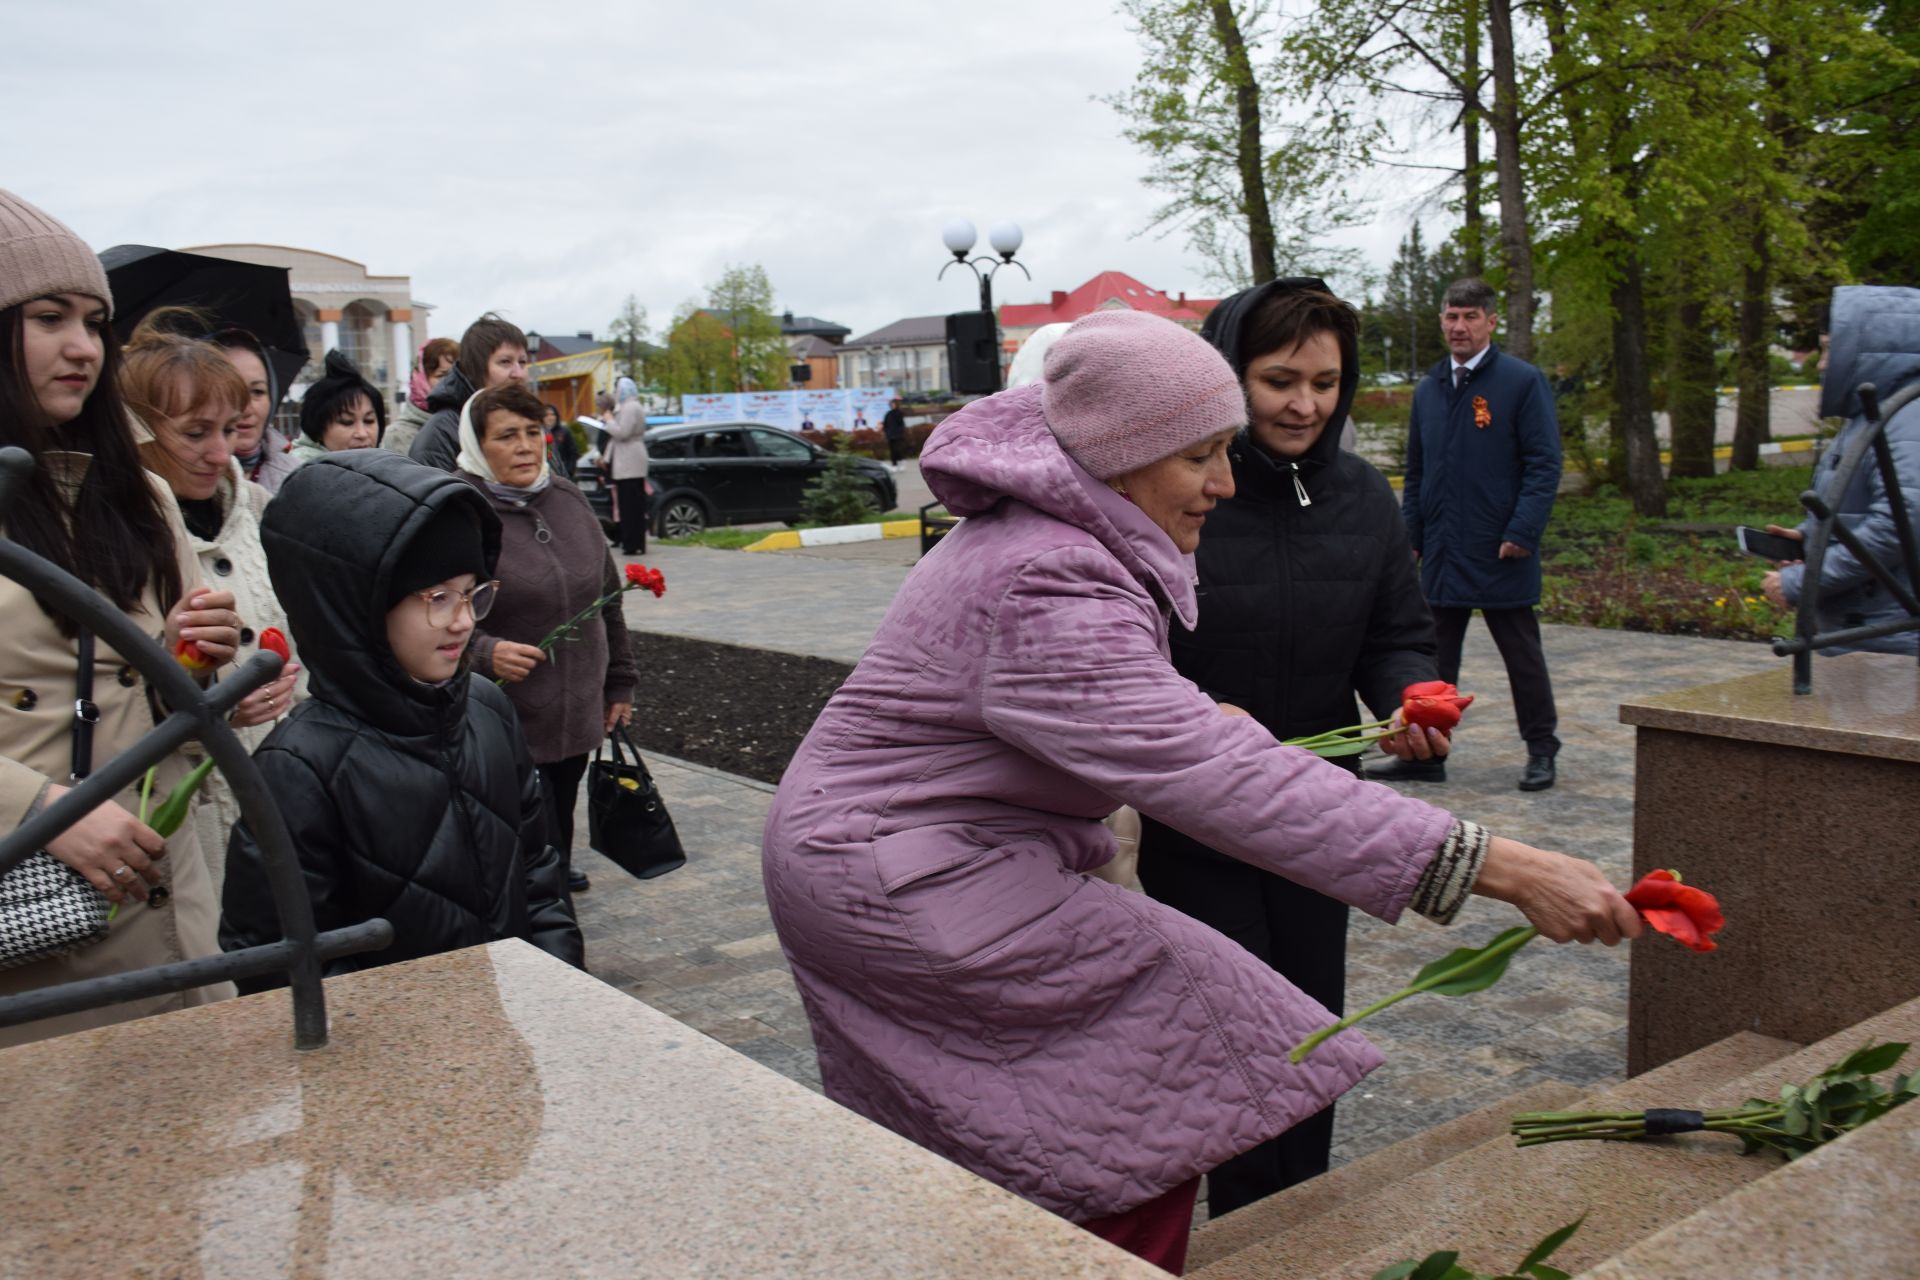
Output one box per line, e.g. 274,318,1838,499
658,497,708,539
869,483,892,514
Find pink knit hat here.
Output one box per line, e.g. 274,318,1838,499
1041,310,1245,479
0,189,112,317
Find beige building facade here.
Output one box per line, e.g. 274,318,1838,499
181,244,427,410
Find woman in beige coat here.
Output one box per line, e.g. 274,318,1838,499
123,321,303,897
0,191,242,1045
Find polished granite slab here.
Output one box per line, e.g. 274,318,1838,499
1618,650,1920,761
0,941,1158,1279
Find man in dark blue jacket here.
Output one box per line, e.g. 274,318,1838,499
1376,278,1563,791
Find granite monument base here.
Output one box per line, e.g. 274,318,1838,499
1619,650,1920,1075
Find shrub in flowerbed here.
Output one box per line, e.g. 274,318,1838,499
798,422,938,459
1539,466,1809,641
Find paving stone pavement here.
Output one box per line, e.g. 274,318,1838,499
597,540,1785,1174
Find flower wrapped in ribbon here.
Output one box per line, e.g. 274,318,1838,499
1283,681,1475,759
1510,1042,1916,1159
1290,869,1724,1063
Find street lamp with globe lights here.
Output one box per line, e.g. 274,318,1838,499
938,218,1030,317
939,219,1030,394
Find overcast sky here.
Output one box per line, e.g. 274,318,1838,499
6,0,1448,344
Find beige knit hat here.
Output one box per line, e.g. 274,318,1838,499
0,189,113,317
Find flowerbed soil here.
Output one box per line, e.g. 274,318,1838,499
627,631,851,785
1537,465,1811,641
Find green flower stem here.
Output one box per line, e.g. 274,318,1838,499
1284,717,1396,747
1289,926,1540,1064
495,583,636,686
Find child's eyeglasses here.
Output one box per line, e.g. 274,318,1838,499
414,580,500,628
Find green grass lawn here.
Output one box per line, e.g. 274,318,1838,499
1541,466,1812,641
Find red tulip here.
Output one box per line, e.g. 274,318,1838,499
258,628,291,663
174,638,216,673
1402,680,1475,732
1626,869,1724,953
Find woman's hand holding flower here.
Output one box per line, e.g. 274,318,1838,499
493,641,546,684
166,589,242,676
1474,837,1645,945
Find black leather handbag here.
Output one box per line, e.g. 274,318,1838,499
585,727,686,880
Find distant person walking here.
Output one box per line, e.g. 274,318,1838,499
603,376,650,554
880,396,908,469
1387,278,1562,793
408,314,531,471
541,401,578,480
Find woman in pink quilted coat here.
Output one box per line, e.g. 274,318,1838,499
761,312,1639,1272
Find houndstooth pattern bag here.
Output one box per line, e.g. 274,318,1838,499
0,852,110,970
0,630,113,970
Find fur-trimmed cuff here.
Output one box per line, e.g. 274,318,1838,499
1409,819,1489,924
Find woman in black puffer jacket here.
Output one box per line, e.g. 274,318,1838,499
219,451,582,989
1137,279,1442,1217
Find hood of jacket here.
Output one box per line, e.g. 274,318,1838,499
426,363,478,415
260,450,501,738
1822,285,1920,421
1201,277,1360,487
920,381,1200,628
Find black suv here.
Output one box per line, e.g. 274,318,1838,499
625,421,898,537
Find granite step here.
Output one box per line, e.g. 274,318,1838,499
1578,1096,1920,1279
1186,1081,1582,1272
1191,1027,1805,1280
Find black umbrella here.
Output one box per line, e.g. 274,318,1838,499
98,245,310,404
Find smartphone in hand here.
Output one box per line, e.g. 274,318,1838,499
1736,525,1803,561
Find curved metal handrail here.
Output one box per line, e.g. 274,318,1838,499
0,447,390,1047
1772,381,1920,693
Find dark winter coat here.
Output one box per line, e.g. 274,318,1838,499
1401,344,1561,609
220,452,583,991
406,364,477,472
881,407,907,441
461,473,639,764
1155,277,1437,868
1779,285,1920,655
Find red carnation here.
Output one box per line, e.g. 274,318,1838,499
1402,680,1475,732
1625,869,1724,953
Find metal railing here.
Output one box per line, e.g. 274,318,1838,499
1773,382,1920,693
0,447,390,1047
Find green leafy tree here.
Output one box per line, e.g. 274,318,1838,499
705,263,791,392
658,303,738,398
1109,0,1365,288
607,294,652,384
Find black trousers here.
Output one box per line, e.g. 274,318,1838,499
1432,605,1560,756
885,435,906,465
537,752,591,874
615,477,648,554
1137,821,1350,1219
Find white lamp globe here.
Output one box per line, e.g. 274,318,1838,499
988,221,1024,259
941,219,978,257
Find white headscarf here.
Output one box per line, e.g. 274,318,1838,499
456,392,552,502
615,376,640,404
